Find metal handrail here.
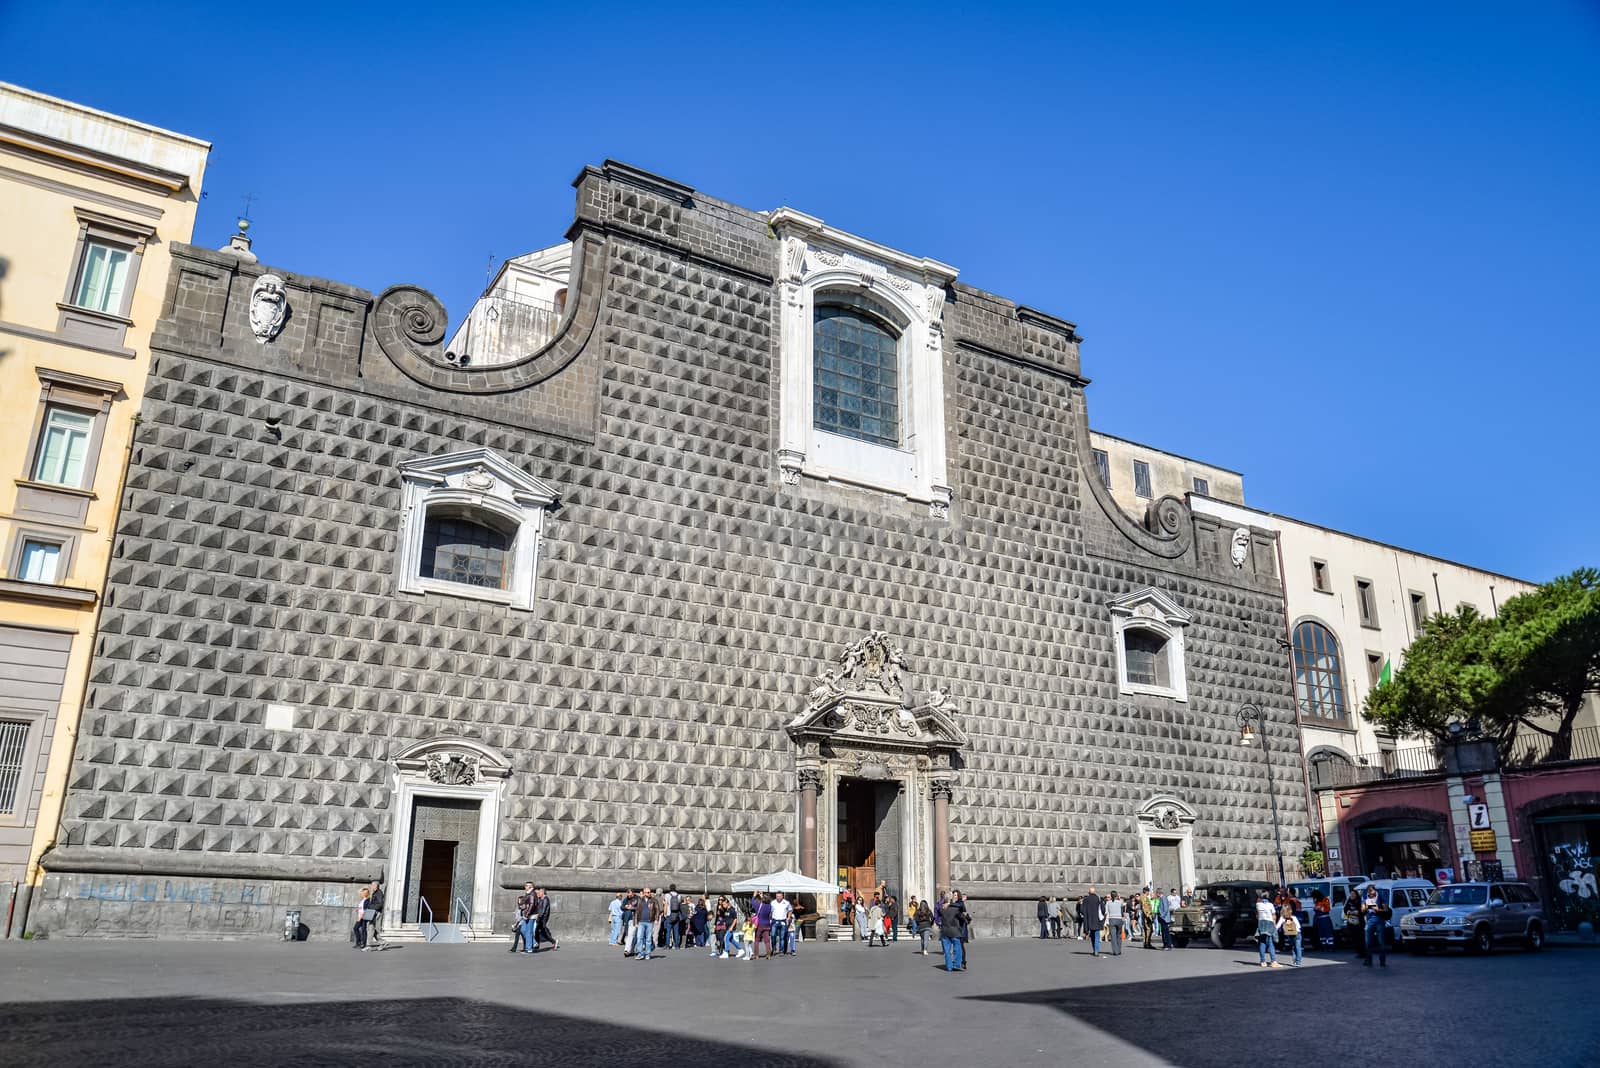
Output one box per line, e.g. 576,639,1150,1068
420,896,438,942
452,895,471,926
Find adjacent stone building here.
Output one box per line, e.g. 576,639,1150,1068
25,161,1308,940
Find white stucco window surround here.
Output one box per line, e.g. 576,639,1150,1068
395,448,559,611
1109,587,1192,702
769,208,959,518
1136,795,1199,890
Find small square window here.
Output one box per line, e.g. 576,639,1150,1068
72,239,134,315
18,540,62,584
1192,476,1209,496
1311,559,1331,593
1133,460,1152,499
1356,578,1377,626
1092,449,1111,488
32,405,96,488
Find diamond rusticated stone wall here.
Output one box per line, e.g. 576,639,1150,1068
31,161,1308,940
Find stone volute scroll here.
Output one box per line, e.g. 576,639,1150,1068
372,228,608,393
1067,383,1194,560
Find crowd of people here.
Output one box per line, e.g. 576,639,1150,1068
1035,886,1192,954
487,878,1397,971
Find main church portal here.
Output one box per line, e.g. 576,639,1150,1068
837,778,904,897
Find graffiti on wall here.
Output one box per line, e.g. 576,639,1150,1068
1548,841,1600,931
74,879,269,905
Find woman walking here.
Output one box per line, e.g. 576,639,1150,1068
915,897,934,955
691,896,709,948
1255,891,1283,968
754,893,773,960
353,887,372,951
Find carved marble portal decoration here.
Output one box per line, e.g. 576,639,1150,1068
789,632,969,760
1230,527,1251,569
425,751,480,785
832,630,906,698
249,273,289,343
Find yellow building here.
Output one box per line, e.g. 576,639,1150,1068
0,83,209,935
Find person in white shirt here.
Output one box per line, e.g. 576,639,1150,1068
1254,891,1283,968
770,892,793,957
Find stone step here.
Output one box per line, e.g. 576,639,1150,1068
380,923,500,944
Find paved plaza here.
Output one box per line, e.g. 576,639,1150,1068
1,935,1596,1067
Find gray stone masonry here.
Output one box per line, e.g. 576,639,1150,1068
35,159,1308,940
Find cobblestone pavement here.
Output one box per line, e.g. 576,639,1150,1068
1,936,1596,1067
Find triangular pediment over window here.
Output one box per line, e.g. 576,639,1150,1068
398,447,560,509
1107,586,1193,627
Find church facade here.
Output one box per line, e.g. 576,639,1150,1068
25,161,1308,940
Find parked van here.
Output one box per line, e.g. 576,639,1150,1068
1287,876,1369,946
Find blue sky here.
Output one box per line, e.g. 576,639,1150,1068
6,2,1595,581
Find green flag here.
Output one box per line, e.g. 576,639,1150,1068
1377,657,1392,687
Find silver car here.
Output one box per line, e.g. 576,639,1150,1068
1398,882,1546,954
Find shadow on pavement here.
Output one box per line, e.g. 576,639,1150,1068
0,995,844,1068
967,958,1600,1068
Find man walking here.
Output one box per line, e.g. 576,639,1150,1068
1141,888,1157,949
939,896,965,972
770,892,792,958
517,882,539,955
608,891,625,946
1361,885,1391,968
367,879,386,947
664,885,682,951
1036,896,1051,939
1081,887,1104,957
533,887,558,951
1157,887,1174,950
633,887,656,961
887,895,899,942
621,889,639,955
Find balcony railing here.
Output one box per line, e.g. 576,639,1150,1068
1507,724,1600,767
444,290,564,367
1310,745,1442,788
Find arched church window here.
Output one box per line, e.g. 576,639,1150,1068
1293,620,1348,722
420,510,513,590
395,448,559,611
1123,628,1171,688
813,302,901,449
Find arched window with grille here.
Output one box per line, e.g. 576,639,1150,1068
420,510,514,590
1293,620,1348,723
812,301,901,449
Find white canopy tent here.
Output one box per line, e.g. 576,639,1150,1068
729,870,838,894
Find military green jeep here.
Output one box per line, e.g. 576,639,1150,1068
1177,881,1275,948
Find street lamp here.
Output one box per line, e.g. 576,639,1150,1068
1238,704,1289,888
